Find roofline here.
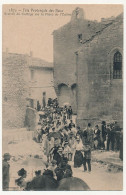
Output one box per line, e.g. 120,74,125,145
81,21,113,45
52,21,70,35
29,66,53,70
75,12,123,53
52,18,97,35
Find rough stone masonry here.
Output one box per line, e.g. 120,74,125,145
53,7,123,128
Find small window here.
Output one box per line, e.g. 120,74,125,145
31,69,34,80
43,92,46,96
78,34,82,43
113,52,122,79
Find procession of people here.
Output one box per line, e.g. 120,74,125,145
3,97,122,191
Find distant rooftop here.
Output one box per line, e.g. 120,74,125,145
75,12,123,53
2,50,53,69
30,57,53,69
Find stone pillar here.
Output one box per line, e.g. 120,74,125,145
76,50,90,128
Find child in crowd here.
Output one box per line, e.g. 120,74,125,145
15,168,27,190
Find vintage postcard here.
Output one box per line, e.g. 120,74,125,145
2,4,123,191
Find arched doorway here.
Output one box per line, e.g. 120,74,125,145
71,83,77,114
58,83,70,107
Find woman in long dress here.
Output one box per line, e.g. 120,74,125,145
74,136,83,168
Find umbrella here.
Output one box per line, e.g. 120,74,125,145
57,177,90,191
21,156,46,168
48,132,62,139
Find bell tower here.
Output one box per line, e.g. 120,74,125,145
71,7,84,21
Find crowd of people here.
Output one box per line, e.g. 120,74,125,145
35,98,122,152
3,98,123,191
32,98,122,187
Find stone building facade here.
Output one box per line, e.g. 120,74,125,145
53,7,123,127
28,56,56,108
76,13,123,128
2,51,55,129
2,51,29,129
53,7,115,114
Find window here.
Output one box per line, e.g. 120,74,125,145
78,34,82,43
31,69,34,80
43,92,46,96
113,51,122,79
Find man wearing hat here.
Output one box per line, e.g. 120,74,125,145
2,153,11,190
101,121,107,149
83,143,91,172
106,123,111,151
85,123,94,149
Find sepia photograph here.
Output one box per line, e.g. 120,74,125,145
2,3,123,191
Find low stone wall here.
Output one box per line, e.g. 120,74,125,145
24,107,37,131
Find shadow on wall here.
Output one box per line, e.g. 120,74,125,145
58,83,71,106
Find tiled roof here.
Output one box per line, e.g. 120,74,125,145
29,57,53,68
2,52,53,68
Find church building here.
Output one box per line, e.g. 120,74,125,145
53,7,123,127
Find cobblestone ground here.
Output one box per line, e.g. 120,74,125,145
3,129,123,191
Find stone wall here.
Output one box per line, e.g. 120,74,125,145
2,52,29,129
53,20,80,112
53,7,112,113
24,107,37,131
76,14,123,128
2,51,55,129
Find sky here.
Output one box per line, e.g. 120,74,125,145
2,4,123,62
